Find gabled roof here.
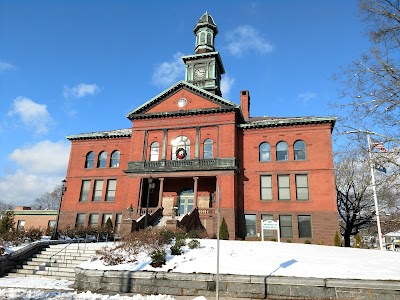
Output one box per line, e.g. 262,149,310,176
66,128,132,141
126,80,238,120
240,116,336,130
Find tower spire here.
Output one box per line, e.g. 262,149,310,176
193,11,218,54
182,12,225,96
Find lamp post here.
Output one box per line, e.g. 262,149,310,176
144,177,155,228
52,179,66,240
127,204,133,219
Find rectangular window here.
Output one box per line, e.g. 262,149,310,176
92,180,104,202
75,213,86,228
89,213,99,228
245,214,256,237
114,213,122,233
261,214,274,238
48,220,56,229
79,180,91,202
278,175,290,200
102,213,112,225
17,220,25,231
298,215,312,238
260,175,272,200
296,174,309,200
105,179,117,201
279,215,293,238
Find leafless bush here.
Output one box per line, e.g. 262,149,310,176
117,228,168,256
95,248,126,266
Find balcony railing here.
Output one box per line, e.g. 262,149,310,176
125,158,237,174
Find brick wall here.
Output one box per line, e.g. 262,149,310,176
60,90,338,242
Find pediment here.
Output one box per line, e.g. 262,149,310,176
126,81,238,120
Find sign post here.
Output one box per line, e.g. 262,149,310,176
261,220,280,243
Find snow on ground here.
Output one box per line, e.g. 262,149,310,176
1,239,399,299
80,239,400,280
0,288,202,300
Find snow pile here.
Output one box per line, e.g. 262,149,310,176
0,288,199,300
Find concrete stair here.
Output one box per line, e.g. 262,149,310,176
154,215,184,227
6,242,104,281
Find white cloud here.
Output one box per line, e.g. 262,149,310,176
221,74,235,99
8,97,53,134
9,140,70,174
0,140,70,206
298,92,317,103
63,83,101,98
152,52,185,87
225,25,274,57
0,60,16,72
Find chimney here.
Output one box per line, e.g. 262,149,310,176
240,90,250,120
14,206,31,210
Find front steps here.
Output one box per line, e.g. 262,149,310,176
6,242,105,281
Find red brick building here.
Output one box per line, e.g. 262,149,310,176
60,12,338,244
11,206,57,232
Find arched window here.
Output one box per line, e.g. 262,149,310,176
207,32,212,45
203,139,213,159
85,151,94,168
200,32,206,44
110,150,120,167
97,151,107,168
172,136,190,160
150,142,160,161
259,142,271,162
276,141,288,161
294,140,306,160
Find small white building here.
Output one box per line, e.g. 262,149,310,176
384,230,400,251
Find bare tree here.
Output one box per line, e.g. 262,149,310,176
335,147,399,247
332,0,400,166
31,184,63,210
0,199,13,218
336,150,375,247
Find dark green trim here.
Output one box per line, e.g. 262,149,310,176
12,210,58,216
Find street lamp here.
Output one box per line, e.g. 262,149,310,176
144,177,155,227
52,179,66,240
127,204,134,219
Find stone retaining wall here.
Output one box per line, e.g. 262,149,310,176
75,267,400,299
0,241,51,276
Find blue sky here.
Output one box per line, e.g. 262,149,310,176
0,1,370,206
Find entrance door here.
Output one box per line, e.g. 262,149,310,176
178,188,194,216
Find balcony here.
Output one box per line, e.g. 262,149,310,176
125,158,237,174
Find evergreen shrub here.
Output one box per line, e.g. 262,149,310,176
219,217,229,240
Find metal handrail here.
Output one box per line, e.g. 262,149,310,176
46,241,73,277
46,237,88,276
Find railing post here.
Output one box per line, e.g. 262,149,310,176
84,234,87,253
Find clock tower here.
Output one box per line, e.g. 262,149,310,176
182,12,225,96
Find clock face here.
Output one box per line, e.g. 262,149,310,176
178,98,187,107
194,67,206,79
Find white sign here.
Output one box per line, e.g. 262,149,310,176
261,220,280,243
262,220,278,230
